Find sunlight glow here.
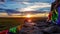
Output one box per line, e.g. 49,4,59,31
26,14,31,18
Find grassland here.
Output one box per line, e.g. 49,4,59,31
0,17,47,31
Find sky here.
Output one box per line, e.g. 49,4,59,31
0,0,55,12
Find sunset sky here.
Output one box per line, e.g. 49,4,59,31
0,0,55,12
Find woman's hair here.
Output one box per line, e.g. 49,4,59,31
51,0,60,11
55,0,60,7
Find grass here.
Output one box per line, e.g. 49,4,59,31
0,17,47,31
0,17,24,31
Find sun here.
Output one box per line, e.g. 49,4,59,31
26,14,31,18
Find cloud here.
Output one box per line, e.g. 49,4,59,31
0,0,52,12
22,2,30,4
12,0,55,3
18,2,51,12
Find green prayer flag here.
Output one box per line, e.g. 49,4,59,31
9,27,17,33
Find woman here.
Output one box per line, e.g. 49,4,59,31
44,0,60,33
